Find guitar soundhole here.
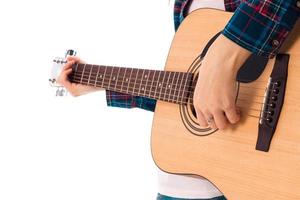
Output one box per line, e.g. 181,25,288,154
190,105,197,118
179,55,218,136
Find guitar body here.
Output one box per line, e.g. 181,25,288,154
151,9,300,200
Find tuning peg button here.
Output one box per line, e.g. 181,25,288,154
65,49,77,58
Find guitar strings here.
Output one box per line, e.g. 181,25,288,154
68,62,280,121
71,75,268,107
71,69,270,91
70,74,270,105
238,92,266,98
71,76,273,119
238,85,267,91
71,64,271,85
70,73,268,98
70,65,275,115
71,73,270,105
96,87,265,119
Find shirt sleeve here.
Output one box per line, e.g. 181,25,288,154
105,90,156,112
222,0,300,58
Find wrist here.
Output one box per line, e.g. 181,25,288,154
217,34,251,72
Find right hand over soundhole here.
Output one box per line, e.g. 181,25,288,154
57,56,103,97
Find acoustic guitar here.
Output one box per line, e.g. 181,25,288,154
50,9,300,200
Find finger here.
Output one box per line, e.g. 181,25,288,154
58,68,73,88
195,109,209,127
64,68,73,76
204,111,217,129
67,56,86,64
67,56,80,62
213,110,228,130
63,60,76,71
224,106,240,124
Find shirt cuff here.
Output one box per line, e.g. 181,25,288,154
105,90,156,112
222,0,299,58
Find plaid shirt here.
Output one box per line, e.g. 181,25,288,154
106,0,299,112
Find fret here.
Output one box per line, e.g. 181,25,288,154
73,64,92,85
149,70,156,99
169,72,176,102
126,68,134,94
172,72,180,103
163,71,172,101
154,71,162,99
143,69,151,97
120,67,127,92
177,72,185,103
101,66,107,88
68,62,191,104
107,67,115,90
158,71,167,100
129,69,137,95
80,64,87,84
89,64,98,86
181,73,189,103
94,65,100,87
114,67,121,91
112,67,119,90
87,64,93,85
138,69,146,96
95,65,105,88
164,72,173,102
133,69,140,95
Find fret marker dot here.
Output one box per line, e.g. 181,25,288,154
142,87,145,91
126,78,129,82
168,85,171,88
100,75,103,78
145,75,147,78
159,83,162,87
113,77,115,80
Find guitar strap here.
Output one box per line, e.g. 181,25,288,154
200,32,269,83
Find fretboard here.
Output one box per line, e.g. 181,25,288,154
69,63,194,104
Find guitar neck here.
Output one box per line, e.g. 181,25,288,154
69,63,193,104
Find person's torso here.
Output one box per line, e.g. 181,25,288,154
158,1,225,199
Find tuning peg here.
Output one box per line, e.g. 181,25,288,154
65,49,77,58
55,87,67,97
58,58,67,64
50,50,77,97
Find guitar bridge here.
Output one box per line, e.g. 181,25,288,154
256,54,289,152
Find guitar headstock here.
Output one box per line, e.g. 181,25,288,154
49,49,77,96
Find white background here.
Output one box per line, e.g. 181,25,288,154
0,0,175,199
